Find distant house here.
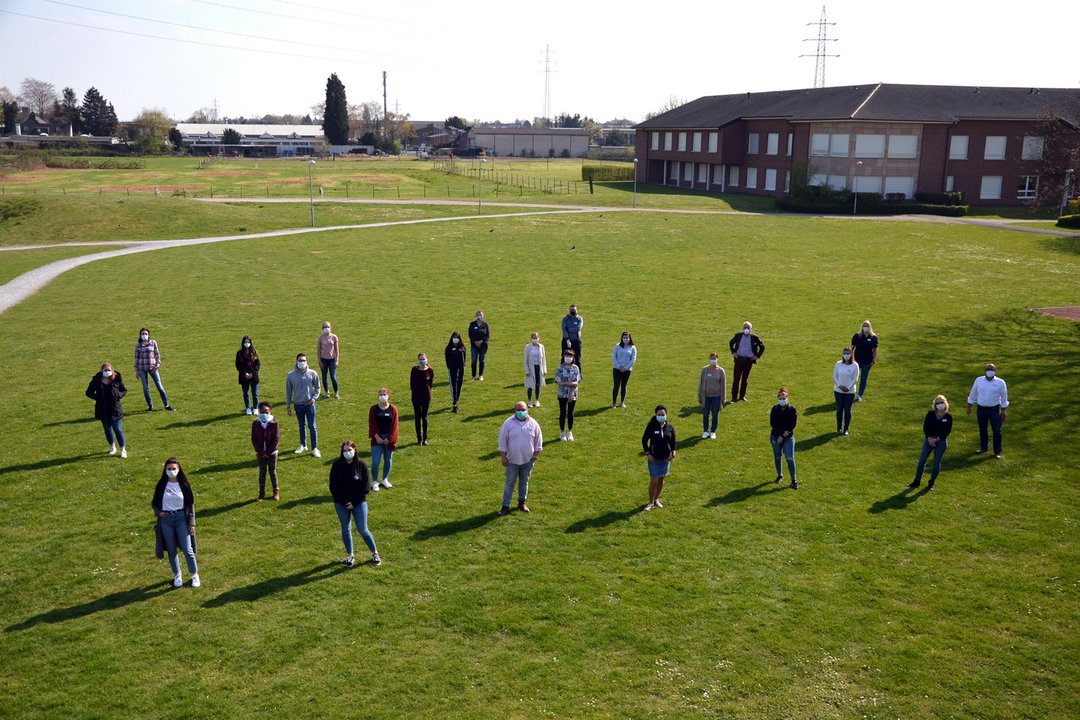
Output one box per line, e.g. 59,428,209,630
174,123,325,156
467,127,590,157
13,110,73,137
635,83,1080,206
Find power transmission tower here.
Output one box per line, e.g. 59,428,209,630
800,6,838,88
541,45,555,127
382,71,388,139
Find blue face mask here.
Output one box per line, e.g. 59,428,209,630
515,410,528,420
656,415,667,423
257,412,270,422
778,398,789,406
986,371,996,379
452,337,460,344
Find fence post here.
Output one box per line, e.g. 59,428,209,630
266,186,270,198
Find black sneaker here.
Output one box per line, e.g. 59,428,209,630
790,481,799,490
498,506,510,516
165,405,176,412
908,481,921,489
344,555,355,567
372,552,382,566
927,483,935,491
775,476,783,484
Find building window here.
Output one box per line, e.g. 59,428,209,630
746,167,758,188
884,176,915,198
766,133,779,155
984,136,1006,160
980,175,1003,199
1021,137,1044,161
697,163,708,184
1017,175,1039,199
708,132,718,153
949,135,968,160
764,168,777,191
830,133,850,157
678,132,687,151
854,134,885,158
747,133,760,154
827,174,846,190
946,176,955,192
651,132,659,151
809,173,827,187
692,132,702,152
670,161,680,183
711,164,723,186
664,132,673,151
854,175,882,193
684,162,693,184
811,133,830,156
729,166,740,187
787,133,793,156
887,135,918,159
785,170,791,193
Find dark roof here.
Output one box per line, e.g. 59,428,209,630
637,83,1080,129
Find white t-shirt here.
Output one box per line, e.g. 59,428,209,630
162,481,185,511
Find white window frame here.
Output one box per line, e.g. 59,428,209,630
728,166,740,187
854,175,883,194
984,136,1006,160
766,133,779,155
1021,136,1044,161
747,133,759,154
980,175,1003,199
697,163,708,184
684,162,693,185
1017,175,1039,199
678,132,687,151
651,132,659,151
887,135,918,159
711,164,723,188
946,175,955,192
787,133,793,156
745,167,758,189
811,133,830,157
827,174,846,190
664,132,673,151
883,176,915,198
764,168,777,191
854,134,886,158
809,173,828,187
829,133,850,158
949,135,968,160
670,161,680,184
692,132,702,152
708,132,718,153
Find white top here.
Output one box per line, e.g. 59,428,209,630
612,343,637,370
967,375,1009,408
833,361,860,394
162,481,185,511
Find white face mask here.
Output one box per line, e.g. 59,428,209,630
743,328,751,335
418,358,427,366
297,361,308,371
986,370,996,379
452,337,460,344
935,403,946,411
257,412,270,422
564,356,573,363
342,450,355,461
101,369,113,378
709,358,718,365
531,338,539,345
476,315,483,322
378,394,388,404
165,468,179,479
140,333,148,341
842,354,851,361
322,327,330,334
862,326,870,334
778,398,789,406
243,342,251,348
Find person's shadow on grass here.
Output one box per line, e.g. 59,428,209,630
801,403,835,416
461,408,513,423
5,580,174,632
160,413,236,429
275,494,333,511
411,512,500,540
0,454,91,476
198,497,260,519
796,433,836,452
705,481,784,506
202,562,345,608
565,506,643,533
868,485,931,513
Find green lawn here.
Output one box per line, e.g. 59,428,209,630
0,204,1078,718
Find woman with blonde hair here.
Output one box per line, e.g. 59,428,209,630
850,320,879,401
910,395,953,490
832,346,860,436
523,332,547,407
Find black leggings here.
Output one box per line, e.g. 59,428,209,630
412,397,430,441
612,368,631,404
448,366,464,404
559,396,576,431
527,364,542,401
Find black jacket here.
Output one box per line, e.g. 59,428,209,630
235,350,261,385
444,342,466,370
923,411,953,440
770,404,798,438
151,477,196,526
468,320,490,346
86,372,127,422
729,332,765,360
329,457,371,506
641,419,677,459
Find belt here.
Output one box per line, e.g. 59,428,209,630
163,509,185,515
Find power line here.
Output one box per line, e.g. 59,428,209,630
270,0,413,25
189,0,383,33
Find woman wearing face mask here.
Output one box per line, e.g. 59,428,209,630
850,320,878,401
86,362,128,458
410,353,434,445
468,310,490,381
329,440,381,567
317,321,340,399
910,395,953,490
367,387,399,491
523,332,547,408
251,401,280,501
611,330,636,408
555,348,581,441
134,327,173,412
832,347,860,436
770,388,798,489
641,405,676,510
151,458,200,588
698,352,727,439
235,335,260,415
444,331,466,413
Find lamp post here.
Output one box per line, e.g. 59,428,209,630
853,160,863,215
1061,168,1075,217
633,157,639,208
478,157,486,215
307,158,316,227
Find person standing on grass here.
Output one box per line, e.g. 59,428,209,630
317,321,340,399
611,330,636,408
468,310,490,381
134,326,174,412
851,320,878,401
285,353,321,457
235,335,260,415
641,405,676,511
967,363,1009,459
329,440,381,567
833,347,860,436
770,387,798,489
151,457,200,588
410,353,434,445
910,394,953,490
85,361,128,458
524,332,548,407
728,321,765,402
498,401,543,515
555,348,581,441
698,352,727,440
445,331,467,414
368,387,399,491
561,304,584,375
251,401,280,501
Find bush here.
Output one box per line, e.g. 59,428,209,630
1057,214,1080,229
776,197,968,216
560,148,570,158
581,164,634,182
1065,199,1080,216
0,197,42,223
915,191,965,205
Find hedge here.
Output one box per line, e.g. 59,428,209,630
1057,214,1080,229
776,197,968,217
581,164,634,181
915,191,965,205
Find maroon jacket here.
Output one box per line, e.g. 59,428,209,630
251,417,280,458
368,403,399,451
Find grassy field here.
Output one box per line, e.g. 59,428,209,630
0,179,1078,718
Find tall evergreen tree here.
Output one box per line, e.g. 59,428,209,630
81,87,117,136
58,87,83,134
322,73,349,145
2,101,19,135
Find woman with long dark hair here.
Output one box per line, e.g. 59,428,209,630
235,335,261,415
151,457,200,587
444,331,466,414
329,440,381,567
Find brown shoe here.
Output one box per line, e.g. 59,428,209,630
498,506,510,516
517,501,530,513
272,490,280,501
257,491,265,501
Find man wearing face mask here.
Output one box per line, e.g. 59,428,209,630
285,353,321,458
967,363,1009,459
468,310,490,381
497,401,543,516
561,304,584,376
728,321,765,402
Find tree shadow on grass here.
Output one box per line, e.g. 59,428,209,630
802,403,835,416
705,481,784,506
411,512,500,541
42,417,96,428
796,432,837,452
202,562,344,608
160,413,236,429
198,497,259,519
5,580,174,632
0,454,92,476
868,486,931,514
565,506,643,533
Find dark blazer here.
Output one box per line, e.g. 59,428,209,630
329,457,371,505
641,418,677,459
235,350,261,385
468,320,490,346
922,411,953,440
729,332,765,360
445,342,466,369
85,372,127,422
770,404,798,438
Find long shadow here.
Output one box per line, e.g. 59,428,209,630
868,486,930,514
202,562,344,608
706,481,784,506
160,413,236,429
198,497,259,519
477,451,501,461
194,460,255,475
6,580,173,632
796,432,836,452
42,417,96,428
461,408,513,423
0,454,95,476
411,511,500,540
276,494,332,511
573,404,615,419
802,403,835,416
677,405,699,419
564,506,642,533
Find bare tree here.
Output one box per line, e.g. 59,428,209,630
19,78,58,117
0,86,16,104
309,101,325,124
643,95,687,121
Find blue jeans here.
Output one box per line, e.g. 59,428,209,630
137,368,169,409
914,438,948,484
834,391,855,432
320,358,338,393
371,443,393,481
294,402,317,448
702,395,722,433
771,435,796,482
502,460,534,506
857,362,873,398
976,405,1003,454
470,343,487,377
241,381,259,410
334,502,377,556
101,417,125,447
160,511,197,576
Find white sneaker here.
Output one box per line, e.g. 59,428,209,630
371,482,380,492
120,447,127,459
173,574,183,588
611,403,617,409
567,431,574,441
654,499,664,508
191,574,201,588
528,401,534,408
702,432,710,439
312,448,321,458
619,402,626,408
560,431,566,441
479,375,484,381
381,479,393,489
534,400,540,407
710,432,716,440
334,392,340,399
294,445,306,454
244,408,252,415
643,502,654,511
108,445,117,456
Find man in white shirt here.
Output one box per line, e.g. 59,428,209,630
966,363,1008,458
497,401,543,515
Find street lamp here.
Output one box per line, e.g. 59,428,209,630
307,158,316,227
1061,168,1075,217
478,157,487,215
853,160,864,215
633,157,639,208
